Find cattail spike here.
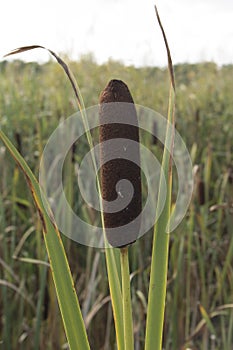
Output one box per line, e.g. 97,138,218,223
197,179,205,206
99,80,142,247
14,131,22,154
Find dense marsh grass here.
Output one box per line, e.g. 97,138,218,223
0,58,233,349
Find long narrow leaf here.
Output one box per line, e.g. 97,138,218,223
145,5,176,350
0,129,90,350
145,87,175,350
3,45,123,349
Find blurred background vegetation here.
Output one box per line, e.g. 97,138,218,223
0,57,232,350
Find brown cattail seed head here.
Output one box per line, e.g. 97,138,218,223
228,166,233,184
71,142,76,163
99,79,142,247
197,179,205,206
14,131,22,154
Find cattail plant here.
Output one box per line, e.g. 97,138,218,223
197,179,205,206
14,131,22,153
99,79,142,349
0,6,176,350
194,165,206,206
228,166,233,185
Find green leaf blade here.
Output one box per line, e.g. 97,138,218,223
0,129,90,350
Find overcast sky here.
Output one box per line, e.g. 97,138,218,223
1,0,233,66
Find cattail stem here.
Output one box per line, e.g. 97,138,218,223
120,247,134,350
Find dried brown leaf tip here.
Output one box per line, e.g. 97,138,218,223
194,165,206,206
99,80,142,248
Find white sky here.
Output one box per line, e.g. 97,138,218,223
1,0,233,67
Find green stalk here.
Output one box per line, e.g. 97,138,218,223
105,247,125,350
120,247,134,350
145,86,175,350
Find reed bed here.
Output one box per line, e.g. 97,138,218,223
0,14,233,350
